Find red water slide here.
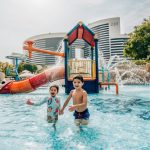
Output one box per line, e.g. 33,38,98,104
0,66,64,94
0,40,65,94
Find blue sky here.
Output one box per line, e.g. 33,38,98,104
0,0,149,62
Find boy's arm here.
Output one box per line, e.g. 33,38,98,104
60,91,72,113
26,97,47,106
69,91,87,111
57,97,61,110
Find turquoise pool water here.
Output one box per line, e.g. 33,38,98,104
0,86,150,150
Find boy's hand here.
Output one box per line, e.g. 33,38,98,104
26,99,33,105
59,108,64,115
47,108,52,112
68,105,76,112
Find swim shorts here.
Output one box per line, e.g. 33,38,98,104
73,108,90,120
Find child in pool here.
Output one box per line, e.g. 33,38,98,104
60,75,90,126
26,85,61,126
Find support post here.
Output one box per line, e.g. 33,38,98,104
64,38,68,93
94,38,99,93
15,58,19,81
107,71,110,90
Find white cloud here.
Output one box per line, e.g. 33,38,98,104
0,0,150,62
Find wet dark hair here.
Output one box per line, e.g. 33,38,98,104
73,75,84,83
49,85,59,93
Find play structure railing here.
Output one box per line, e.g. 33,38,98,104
68,59,96,80
99,82,119,95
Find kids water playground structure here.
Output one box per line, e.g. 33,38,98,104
0,22,118,94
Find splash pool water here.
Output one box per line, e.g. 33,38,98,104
0,86,150,150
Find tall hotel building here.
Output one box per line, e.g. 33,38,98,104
24,17,128,65
25,33,66,65
88,17,128,61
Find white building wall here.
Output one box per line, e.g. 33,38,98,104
88,17,128,62
24,33,66,66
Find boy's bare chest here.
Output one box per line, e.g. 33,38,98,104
72,92,83,103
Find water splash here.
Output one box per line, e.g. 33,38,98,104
55,40,64,65
98,52,150,85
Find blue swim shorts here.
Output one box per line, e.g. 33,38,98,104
73,108,90,120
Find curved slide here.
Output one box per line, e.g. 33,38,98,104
0,66,64,94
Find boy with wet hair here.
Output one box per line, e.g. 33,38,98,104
60,75,90,126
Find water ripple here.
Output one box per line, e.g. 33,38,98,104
90,97,150,121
